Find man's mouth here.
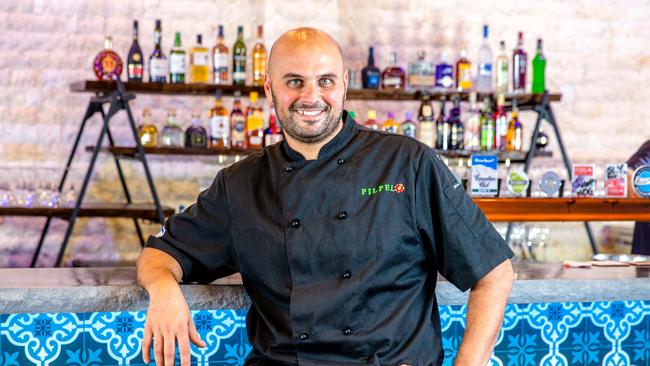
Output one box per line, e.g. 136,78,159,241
295,109,325,117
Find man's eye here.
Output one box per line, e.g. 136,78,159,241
319,78,334,87
287,79,303,87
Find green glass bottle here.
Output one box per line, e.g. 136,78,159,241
479,97,494,151
232,26,247,86
169,32,186,84
532,38,546,94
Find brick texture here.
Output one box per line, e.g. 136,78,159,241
0,0,648,266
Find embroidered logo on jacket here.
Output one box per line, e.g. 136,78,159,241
361,183,405,196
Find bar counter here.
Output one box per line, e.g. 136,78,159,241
1,263,649,365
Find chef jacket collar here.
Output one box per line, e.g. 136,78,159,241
281,110,358,162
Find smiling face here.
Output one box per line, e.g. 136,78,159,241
264,28,348,144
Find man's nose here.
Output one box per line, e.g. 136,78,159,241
299,81,321,103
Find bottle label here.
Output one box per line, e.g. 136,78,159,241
479,63,492,76
233,71,246,81
231,116,246,144
382,77,402,87
247,112,264,131
458,63,472,89
249,135,263,146
194,51,210,66
214,52,229,68
419,123,435,147
209,115,230,139
264,133,283,146
150,58,168,78
128,64,143,79
169,54,186,74
367,73,380,88
435,64,454,88
402,124,416,138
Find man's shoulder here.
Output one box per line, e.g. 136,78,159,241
221,143,281,180
355,125,427,154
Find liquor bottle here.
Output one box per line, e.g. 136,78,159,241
464,92,481,151
506,99,523,151
455,49,472,91
185,112,208,148
532,38,546,94
494,93,508,150
169,32,186,84
449,95,464,150
381,52,406,90
401,111,417,139
435,99,450,150
479,97,495,150
361,47,381,89
418,94,435,147
212,25,229,85
512,31,528,93
475,25,493,93
160,109,184,147
536,124,549,151
435,51,454,89
137,108,158,147
381,112,400,133
189,34,210,83
230,91,247,148
232,26,247,86
264,109,283,146
495,40,509,94
364,110,379,130
252,25,267,87
93,36,123,81
246,92,264,149
149,20,167,83
127,20,144,82
408,51,435,89
209,89,230,149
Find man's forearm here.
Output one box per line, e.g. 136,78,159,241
136,247,184,295
455,260,513,366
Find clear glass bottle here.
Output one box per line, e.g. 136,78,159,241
381,112,400,133
127,20,144,82
169,32,186,84
381,52,406,90
532,38,546,94
475,24,493,93
252,25,267,87
160,109,184,147
185,112,208,148
189,34,210,83
512,31,528,93
93,36,123,81
401,111,417,139
418,94,435,147
232,26,247,86
137,108,158,147
212,25,229,85
149,19,167,83
209,89,230,149
495,40,509,94
362,47,381,89
230,91,247,148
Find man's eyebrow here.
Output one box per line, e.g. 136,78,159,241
281,72,339,79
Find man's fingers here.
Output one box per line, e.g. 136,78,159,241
164,330,176,366
188,318,206,348
142,324,153,364
178,333,191,366
153,331,164,366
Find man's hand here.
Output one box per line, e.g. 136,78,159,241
137,247,206,366
142,283,206,365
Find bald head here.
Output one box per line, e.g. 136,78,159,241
268,27,344,77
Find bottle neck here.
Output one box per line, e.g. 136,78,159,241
367,49,375,66
154,31,162,48
132,23,139,41
174,34,181,47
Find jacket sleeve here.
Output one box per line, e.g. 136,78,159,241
145,170,237,283
415,148,514,292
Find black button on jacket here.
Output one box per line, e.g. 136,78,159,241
146,111,514,366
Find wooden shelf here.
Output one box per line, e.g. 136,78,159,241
435,149,552,162
85,145,260,157
475,198,650,222
0,203,174,220
70,80,561,105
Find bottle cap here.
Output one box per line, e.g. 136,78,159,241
367,110,377,119
405,111,413,120
387,112,395,119
348,111,356,120
250,91,259,103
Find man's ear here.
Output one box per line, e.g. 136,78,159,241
263,73,273,107
342,68,349,101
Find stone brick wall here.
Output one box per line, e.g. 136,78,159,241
1,0,648,266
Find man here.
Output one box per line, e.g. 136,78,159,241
137,27,514,366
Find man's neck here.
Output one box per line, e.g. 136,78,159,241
284,119,343,160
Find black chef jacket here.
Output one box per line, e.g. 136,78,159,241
146,110,514,366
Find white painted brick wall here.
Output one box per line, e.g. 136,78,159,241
0,0,648,266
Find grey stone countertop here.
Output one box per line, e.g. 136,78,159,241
1,262,649,314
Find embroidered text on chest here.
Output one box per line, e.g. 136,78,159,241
361,183,405,196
